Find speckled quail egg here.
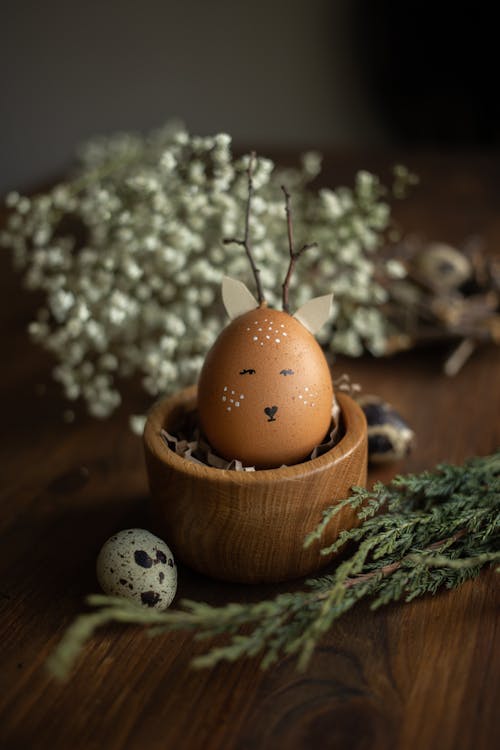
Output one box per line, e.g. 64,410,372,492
96,528,177,610
357,395,414,464
413,242,471,291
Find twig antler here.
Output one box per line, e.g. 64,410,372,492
281,186,317,313
223,152,265,305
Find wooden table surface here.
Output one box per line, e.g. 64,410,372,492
0,152,499,750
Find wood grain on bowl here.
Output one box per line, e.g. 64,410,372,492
144,388,367,583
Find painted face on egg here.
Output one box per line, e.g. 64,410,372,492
198,303,334,469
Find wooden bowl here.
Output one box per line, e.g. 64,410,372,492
143,387,367,583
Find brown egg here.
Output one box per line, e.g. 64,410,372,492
198,305,334,468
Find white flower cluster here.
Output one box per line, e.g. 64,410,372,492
1,123,413,419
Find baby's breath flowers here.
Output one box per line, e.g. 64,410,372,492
1,123,415,421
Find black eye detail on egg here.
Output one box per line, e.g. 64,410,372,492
239,368,256,375
280,369,295,376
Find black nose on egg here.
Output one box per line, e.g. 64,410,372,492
264,406,278,422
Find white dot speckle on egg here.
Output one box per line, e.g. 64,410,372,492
96,528,177,611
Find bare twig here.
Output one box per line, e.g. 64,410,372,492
385,237,500,371
223,152,265,305
281,185,317,312
444,338,477,376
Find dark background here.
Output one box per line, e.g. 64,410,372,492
1,4,499,749
1,0,498,195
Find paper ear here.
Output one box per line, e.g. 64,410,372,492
222,276,259,320
293,293,333,334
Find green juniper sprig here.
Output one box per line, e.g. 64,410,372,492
47,452,500,680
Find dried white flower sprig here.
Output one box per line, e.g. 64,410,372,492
1,123,416,421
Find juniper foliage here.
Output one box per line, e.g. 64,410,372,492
48,452,500,680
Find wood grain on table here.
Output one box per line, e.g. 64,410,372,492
0,152,499,750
